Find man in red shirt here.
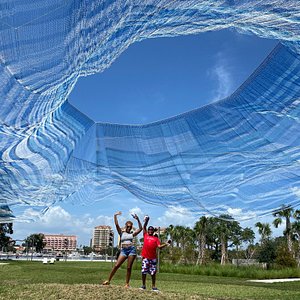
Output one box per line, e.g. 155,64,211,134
140,216,170,291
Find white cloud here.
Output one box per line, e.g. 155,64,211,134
223,207,285,240
12,206,115,246
227,207,257,221
157,205,197,228
208,52,233,102
42,206,72,224
291,187,300,198
12,204,150,246
115,206,146,228
227,207,242,216
129,206,144,218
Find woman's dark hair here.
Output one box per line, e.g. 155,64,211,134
125,221,133,227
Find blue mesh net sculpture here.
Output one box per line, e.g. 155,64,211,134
1,0,300,222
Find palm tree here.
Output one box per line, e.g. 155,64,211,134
180,226,195,264
215,214,241,265
167,225,194,264
241,227,255,245
255,222,272,245
292,221,300,266
292,209,300,265
172,225,183,248
273,205,294,254
194,216,209,265
165,224,175,247
233,227,255,253
174,225,190,249
240,227,255,263
213,217,228,265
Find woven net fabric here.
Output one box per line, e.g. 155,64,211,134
1,0,300,221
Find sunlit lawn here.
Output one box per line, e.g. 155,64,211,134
1,260,300,299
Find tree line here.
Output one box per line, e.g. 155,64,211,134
159,205,300,268
2,204,300,269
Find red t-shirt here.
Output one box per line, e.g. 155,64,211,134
141,232,161,259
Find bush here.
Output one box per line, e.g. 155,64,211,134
275,245,297,268
160,262,300,279
257,240,276,269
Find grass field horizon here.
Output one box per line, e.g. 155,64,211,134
1,260,300,299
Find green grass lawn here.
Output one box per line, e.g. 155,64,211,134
1,261,300,299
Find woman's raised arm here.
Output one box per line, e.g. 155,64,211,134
132,214,142,236
114,211,122,235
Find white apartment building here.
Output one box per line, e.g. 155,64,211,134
92,225,113,251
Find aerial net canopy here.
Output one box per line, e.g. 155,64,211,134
1,0,300,222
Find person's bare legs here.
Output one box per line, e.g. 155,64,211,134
125,255,136,287
151,274,156,288
142,273,147,287
104,255,127,284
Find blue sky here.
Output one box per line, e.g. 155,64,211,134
69,29,277,124
13,29,283,246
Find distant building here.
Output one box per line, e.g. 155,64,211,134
14,244,25,252
43,234,77,252
92,225,113,251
